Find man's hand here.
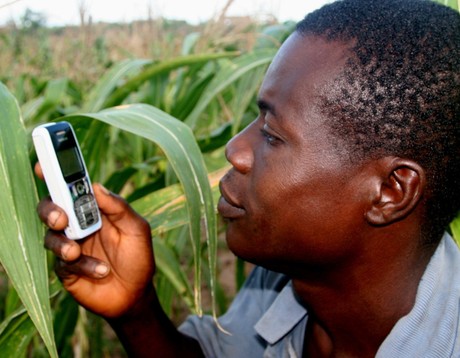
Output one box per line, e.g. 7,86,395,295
35,163,155,318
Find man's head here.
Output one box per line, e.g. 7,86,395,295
218,0,460,272
219,34,374,272
296,0,460,242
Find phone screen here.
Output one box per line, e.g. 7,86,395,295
57,147,84,179
49,124,86,183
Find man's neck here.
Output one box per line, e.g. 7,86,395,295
292,231,436,357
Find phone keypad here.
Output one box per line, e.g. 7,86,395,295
69,177,99,229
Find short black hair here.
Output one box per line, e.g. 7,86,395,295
296,0,460,242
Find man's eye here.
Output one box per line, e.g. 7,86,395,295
260,128,279,145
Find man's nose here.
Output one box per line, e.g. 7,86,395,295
225,123,255,174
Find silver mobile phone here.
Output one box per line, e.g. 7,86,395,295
32,121,101,239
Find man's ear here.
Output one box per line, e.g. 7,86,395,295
365,157,426,226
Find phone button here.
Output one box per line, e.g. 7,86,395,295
76,182,86,195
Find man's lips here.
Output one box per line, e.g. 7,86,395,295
218,186,245,220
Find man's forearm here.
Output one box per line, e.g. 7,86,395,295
107,285,204,358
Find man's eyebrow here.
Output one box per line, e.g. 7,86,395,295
257,99,276,116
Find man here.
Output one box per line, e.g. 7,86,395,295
37,0,460,356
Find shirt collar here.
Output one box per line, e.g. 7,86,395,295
254,281,308,345
377,232,460,357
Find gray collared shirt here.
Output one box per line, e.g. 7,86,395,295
179,233,460,357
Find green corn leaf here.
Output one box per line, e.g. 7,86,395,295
104,166,138,194
185,48,276,129
181,32,201,55
434,0,459,11
66,104,218,317
228,65,267,135
0,82,57,357
132,167,226,237
83,59,152,113
450,215,460,245
21,96,45,124
103,52,239,108
21,78,68,124
153,239,194,309
132,181,190,236
0,308,36,356
5,283,21,317
53,292,80,356
156,275,176,317
44,78,69,103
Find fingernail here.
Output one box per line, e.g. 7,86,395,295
48,210,61,227
95,263,109,277
61,244,71,260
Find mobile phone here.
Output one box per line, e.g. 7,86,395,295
32,121,101,239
